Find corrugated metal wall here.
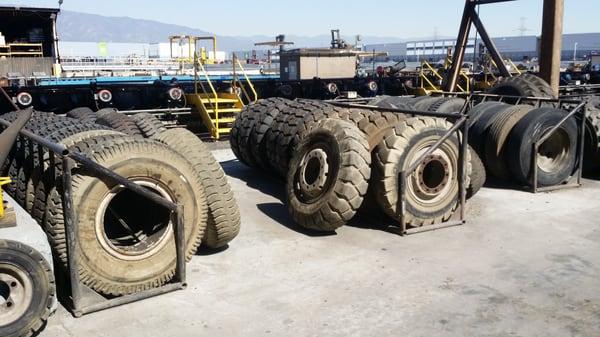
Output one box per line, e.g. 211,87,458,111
0,57,53,77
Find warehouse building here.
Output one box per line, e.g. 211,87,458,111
365,32,600,62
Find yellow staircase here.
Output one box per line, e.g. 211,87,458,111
185,53,258,140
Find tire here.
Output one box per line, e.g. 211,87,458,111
519,73,555,97
95,107,118,118
249,98,290,171
371,96,413,110
428,97,467,114
31,130,125,224
153,128,241,248
18,121,110,214
373,117,472,227
44,138,208,295
286,118,371,231
506,107,578,187
0,240,55,337
266,99,310,176
66,107,96,123
487,74,555,101
355,110,409,151
131,113,167,138
96,111,143,137
468,146,486,199
468,102,511,155
412,96,443,111
229,106,246,165
484,105,535,180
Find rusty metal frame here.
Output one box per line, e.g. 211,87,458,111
328,99,471,235
438,92,586,193
0,117,187,317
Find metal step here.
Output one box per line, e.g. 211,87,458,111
214,117,236,123
205,108,242,113
200,98,239,104
217,127,233,133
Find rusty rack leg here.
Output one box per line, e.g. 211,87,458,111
60,153,187,317
399,115,469,236
530,102,586,193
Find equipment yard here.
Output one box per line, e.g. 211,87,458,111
36,149,600,337
2,1,600,336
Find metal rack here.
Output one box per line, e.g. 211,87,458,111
440,92,586,193
329,99,471,235
0,117,187,317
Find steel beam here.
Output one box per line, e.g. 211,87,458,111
444,1,474,92
539,0,564,97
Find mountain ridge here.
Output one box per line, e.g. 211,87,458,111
57,10,429,51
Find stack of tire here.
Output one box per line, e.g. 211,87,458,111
231,97,477,232
472,74,580,186
0,108,239,298
374,74,584,188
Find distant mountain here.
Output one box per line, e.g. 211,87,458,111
57,10,408,51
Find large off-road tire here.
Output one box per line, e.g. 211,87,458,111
250,98,292,171
373,117,471,227
355,110,409,151
267,100,311,176
131,113,167,138
484,105,535,180
286,118,371,231
370,96,413,110
96,111,143,137
468,146,486,199
31,130,125,224
17,121,110,214
428,97,467,114
11,116,85,208
487,74,555,100
229,106,247,165
153,128,241,248
468,102,511,155
506,107,578,187
66,107,96,123
411,96,443,111
518,73,555,97
44,138,208,295
0,240,55,337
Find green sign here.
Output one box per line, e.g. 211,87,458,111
98,42,108,57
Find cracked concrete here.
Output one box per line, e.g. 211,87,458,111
38,149,600,337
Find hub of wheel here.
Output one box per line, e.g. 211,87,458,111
96,179,174,261
537,128,570,173
415,154,450,196
0,264,33,326
298,148,329,199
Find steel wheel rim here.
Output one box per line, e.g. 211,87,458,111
0,263,33,326
537,128,571,173
95,178,174,261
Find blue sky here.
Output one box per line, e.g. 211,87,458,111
2,0,598,38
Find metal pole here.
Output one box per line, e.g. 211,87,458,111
444,0,474,92
539,0,564,97
469,6,511,77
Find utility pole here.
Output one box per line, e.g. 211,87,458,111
539,0,564,97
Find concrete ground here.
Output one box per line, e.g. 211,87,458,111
40,149,600,337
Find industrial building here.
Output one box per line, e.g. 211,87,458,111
365,32,600,62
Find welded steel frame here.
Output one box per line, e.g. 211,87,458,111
0,118,187,317
328,100,471,235
440,92,586,193
444,0,515,92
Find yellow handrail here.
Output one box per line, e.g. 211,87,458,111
233,53,258,103
421,60,467,93
194,52,220,131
